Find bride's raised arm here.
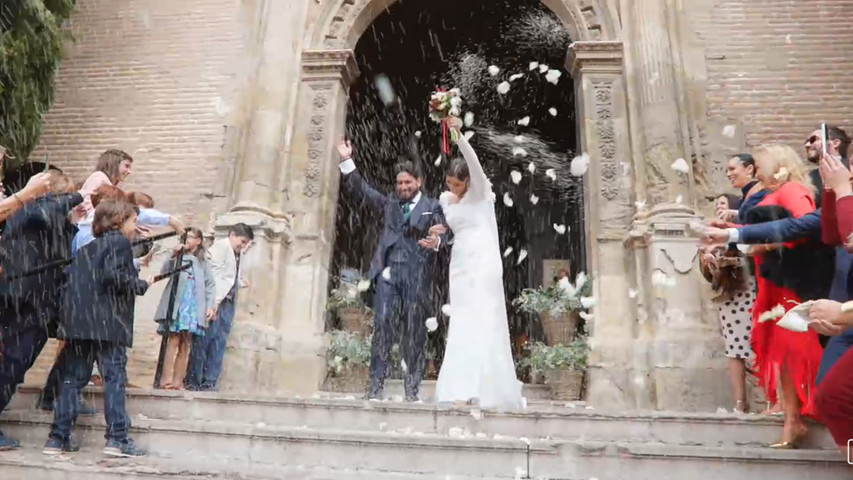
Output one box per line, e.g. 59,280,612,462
456,134,492,202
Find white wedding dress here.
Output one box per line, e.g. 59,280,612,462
435,136,524,410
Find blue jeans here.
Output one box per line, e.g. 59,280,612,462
0,325,48,414
49,340,130,442
817,328,853,386
187,298,235,390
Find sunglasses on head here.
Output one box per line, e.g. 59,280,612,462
806,135,819,145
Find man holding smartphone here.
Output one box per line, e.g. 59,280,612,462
806,125,850,208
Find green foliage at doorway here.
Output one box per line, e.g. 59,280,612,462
0,0,76,168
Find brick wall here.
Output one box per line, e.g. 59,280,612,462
694,0,853,149
31,0,244,228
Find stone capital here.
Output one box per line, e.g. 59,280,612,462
567,41,624,77
214,210,293,245
301,49,361,87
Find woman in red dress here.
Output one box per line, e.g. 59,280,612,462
749,144,824,448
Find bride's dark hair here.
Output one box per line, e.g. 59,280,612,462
447,157,469,182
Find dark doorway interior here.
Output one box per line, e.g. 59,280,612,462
330,0,584,379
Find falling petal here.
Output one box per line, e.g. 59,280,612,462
553,224,566,234
545,69,562,85
545,168,556,181
538,64,549,73
517,116,530,126
635,199,647,210
503,192,514,207
527,162,536,173
374,74,396,105
722,125,736,138
671,158,689,174
509,73,525,82
356,280,371,292
415,130,422,138
441,304,451,316
529,193,539,205
400,359,408,372
464,131,475,141
425,317,438,332
488,65,501,76
570,153,590,177
548,107,558,116
774,167,790,182
580,296,597,309
434,155,442,166
510,170,522,184
497,81,511,95
512,147,528,157
503,247,513,258
517,249,528,264
528,61,539,71
514,135,526,144
628,288,638,299
213,97,228,117
382,267,391,280
464,112,475,127
675,194,683,204
651,270,674,287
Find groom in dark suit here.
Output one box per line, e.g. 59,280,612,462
337,139,446,401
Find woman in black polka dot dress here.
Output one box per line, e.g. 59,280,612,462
700,236,756,413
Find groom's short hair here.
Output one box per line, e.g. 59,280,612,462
394,159,422,180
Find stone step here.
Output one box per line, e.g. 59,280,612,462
8,386,835,449
0,412,848,480
328,379,554,402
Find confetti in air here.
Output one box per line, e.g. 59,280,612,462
529,193,539,205
464,112,475,127
488,65,501,76
400,359,408,372
671,158,689,174
382,267,391,280
425,317,438,332
503,247,513,258
514,135,526,144
517,249,528,264
434,155,442,166
538,64,549,73
675,194,683,204
497,81,511,94
510,170,522,184
628,288,639,299
635,200,647,210
553,224,566,234
528,61,539,71
512,147,528,157
441,304,452,316
503,192,514,207
548,107,558,116
545,168,556,181
374,74,396,105
570,153,590,177
545,69,562,85
517,116,530,126
509,73,525,82
357,280,371,292
415,130,422,138
722,125,736,138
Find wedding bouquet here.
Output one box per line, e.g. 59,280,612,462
429,88,462,152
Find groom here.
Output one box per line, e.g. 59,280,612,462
336,138,446,401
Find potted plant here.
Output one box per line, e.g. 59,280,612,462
521,337,589,401
323,330,372,392
513,272,592,346
327,277,373,337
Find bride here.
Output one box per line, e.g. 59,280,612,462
431,118,524,410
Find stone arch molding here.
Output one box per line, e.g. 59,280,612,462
310,0,622,50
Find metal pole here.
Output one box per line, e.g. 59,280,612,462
153,234,186,388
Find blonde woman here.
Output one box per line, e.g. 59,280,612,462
748,144,824,448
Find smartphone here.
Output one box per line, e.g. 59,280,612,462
821,123,829,156
44,155,50,172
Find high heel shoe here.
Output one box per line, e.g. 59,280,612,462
770,425,807,449
734,400,750,414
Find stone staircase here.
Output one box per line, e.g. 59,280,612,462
0,384,848,479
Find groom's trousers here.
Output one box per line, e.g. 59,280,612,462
368,270,429,400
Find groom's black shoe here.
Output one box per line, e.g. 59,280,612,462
405,395,420,402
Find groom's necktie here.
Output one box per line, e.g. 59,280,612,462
401,201,412,221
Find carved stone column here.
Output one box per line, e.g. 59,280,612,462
263,50,359,395
568,41,638,410
214,0,308,395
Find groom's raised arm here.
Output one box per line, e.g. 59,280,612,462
337,138,388,209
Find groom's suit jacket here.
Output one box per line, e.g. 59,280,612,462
341,169,446,289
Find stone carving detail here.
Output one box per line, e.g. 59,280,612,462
304,87,332,198
321,0,611,49
593,81,619,200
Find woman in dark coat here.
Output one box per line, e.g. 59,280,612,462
45,199,151,457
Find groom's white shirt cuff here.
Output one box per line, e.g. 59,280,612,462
339,158,356,175
726,228,740,243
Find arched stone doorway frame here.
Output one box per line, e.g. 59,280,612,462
276,0,639,405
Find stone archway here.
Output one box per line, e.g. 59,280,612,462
279,0,640,404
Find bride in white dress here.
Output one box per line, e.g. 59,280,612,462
431,120,524,410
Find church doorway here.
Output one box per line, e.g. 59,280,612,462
328,0,585,382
